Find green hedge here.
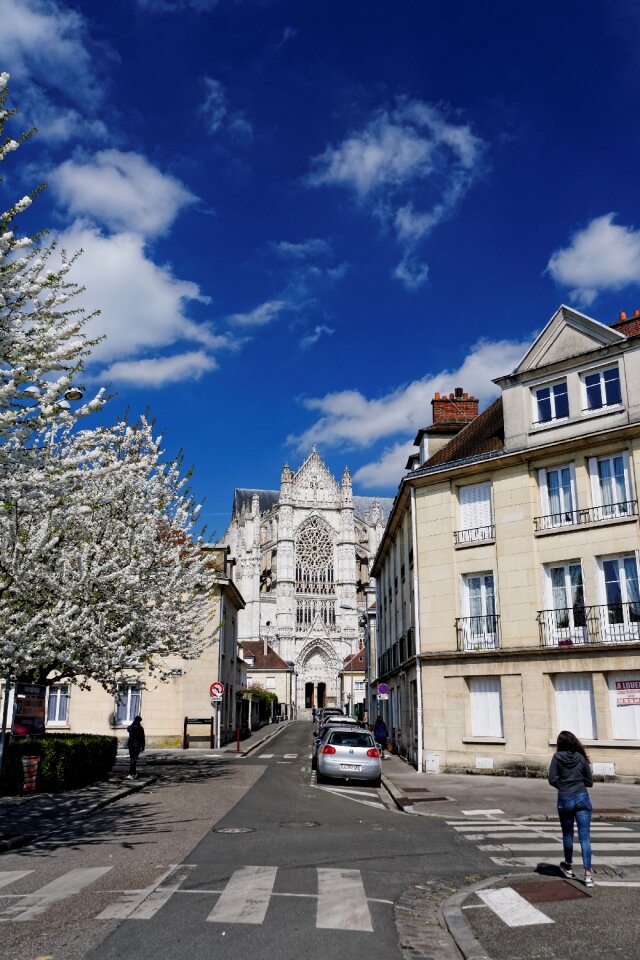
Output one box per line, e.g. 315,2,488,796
0,734,118,795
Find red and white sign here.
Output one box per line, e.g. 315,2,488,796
209,681,224,701
616,679,640,706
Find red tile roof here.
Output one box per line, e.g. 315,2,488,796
343,648,366,670
241,641,291,670
424,397,504,468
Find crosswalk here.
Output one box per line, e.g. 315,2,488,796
0,864,386,930
447,816,640,869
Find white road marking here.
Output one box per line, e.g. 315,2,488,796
326,786,380,797
1,867,112,921
470,831,633,841
321,788,384,809
317,868,373,932
0,872,32,891
258,754,274,759
491,856,640,867
283,754,298,759
98,865,195,920
477,888,554,928
481,842,640,852
461,808,505,816
207,866,277,924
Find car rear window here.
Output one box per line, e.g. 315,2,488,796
328,731,375,748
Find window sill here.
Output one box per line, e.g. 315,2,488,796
529,404,624,437
454,537,496,551
535,514,638,537
548,739,640,749
462,736,506,744
46,723,70,730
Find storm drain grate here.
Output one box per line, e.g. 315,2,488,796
279,820,321,828
512,880,589,902
213,826,255,834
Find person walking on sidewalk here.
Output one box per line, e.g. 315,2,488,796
127,715,145,780
548,730,594,887
373,715,388,752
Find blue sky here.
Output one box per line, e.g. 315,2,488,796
3,0,640,535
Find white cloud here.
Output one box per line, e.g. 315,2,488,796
228,299,289,327
200,77,252,141
300,324,334,349
272,238,333,260
51,151,197,237
547,213,640,306
98,351,217,387
53,221,232,376
353,440,416,490
289,337,529,452
307,99,485,289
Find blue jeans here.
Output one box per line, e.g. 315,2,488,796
557,791,592,870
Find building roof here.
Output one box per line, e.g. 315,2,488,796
241,641,291,670
342,648,366,671
424,397,504,469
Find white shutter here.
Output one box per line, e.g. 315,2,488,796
608,673,640,739
469,678,503,737
460,483,492,531
622,450,633,501
588,457,601,508
538,468,549,516
554,674,597,739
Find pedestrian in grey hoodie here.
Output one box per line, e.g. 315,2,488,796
548,730,594,886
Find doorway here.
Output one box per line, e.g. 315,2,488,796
317,682,326,709
305,682,314,709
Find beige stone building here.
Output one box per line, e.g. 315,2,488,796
339,648,367,719
240,640,294,718
30,547,246,748
372,305,640,778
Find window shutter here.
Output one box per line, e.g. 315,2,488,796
538,468,549,516
554,674,596,739
460,483,491,531
622,450,633,501
587,457,601,508
469,678,503,737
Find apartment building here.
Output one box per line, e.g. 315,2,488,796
372,305,640,777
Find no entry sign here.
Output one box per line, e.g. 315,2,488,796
209,681,224,701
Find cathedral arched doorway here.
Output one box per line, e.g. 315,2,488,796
305,682,314,709
317,682,326,709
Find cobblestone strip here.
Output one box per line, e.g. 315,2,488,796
394,880,465,960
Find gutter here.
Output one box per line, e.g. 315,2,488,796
410,486,423,774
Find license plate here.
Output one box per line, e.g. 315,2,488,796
340,763,361,771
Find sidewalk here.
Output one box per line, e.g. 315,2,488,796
0,720,291,852
380,753,640,820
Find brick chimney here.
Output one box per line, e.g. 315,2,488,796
431,387,479,425
610,309,640,338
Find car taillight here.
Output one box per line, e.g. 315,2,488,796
321,745,336,755
366,748,380,758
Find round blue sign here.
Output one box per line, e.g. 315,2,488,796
378,683,389,695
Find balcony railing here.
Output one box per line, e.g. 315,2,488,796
455,614,500,651
534,500,637,532
453,525,495,546
538,603,640,647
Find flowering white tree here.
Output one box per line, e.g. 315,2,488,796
0,75,213,694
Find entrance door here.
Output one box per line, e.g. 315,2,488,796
317,683,326,709
305,682,314,709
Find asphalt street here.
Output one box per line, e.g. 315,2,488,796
2,722,640,960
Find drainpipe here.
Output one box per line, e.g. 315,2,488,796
410,486,424,774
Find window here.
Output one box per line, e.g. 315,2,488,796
457,483,493,544
244,656,255,666
537,464,577,528
554,674,597,739
597,554,640,641
583,365,622,411
588,452,634,520
115,684,141,725
608,673,640,740
46,684,69,725
354,681,366,692
534,380,569,423
460,573,498,650
469,678,503,737
266,676,276,690
541,563,586,644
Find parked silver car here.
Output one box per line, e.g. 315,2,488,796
316,728,382,787
312,719,361,768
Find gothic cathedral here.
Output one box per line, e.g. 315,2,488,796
221,449,392,714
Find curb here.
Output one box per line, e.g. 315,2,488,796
441,874,518,960
230,720,293,757
0,776,157,853
381,772,412,812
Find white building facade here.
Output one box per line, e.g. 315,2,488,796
221,449,391,714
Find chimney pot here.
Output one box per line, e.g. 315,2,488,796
449,392,454,399
620,311,627,321
434,391,440,399
455,386,463,398
635,310,640,318
463,392,468,399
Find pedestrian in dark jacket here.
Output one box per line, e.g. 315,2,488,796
127,715,145,780
373,715,388,748
548,730,594,886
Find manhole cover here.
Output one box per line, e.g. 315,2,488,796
512,880,589,902
279,820,321,828
213,826,255,834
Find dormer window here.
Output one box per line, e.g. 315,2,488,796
245,655,255,666
534,380,568,424
582,365,621,411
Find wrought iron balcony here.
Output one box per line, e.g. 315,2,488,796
537,603,640,647
453,525,495,546
455,614,500,651
534,500,637,532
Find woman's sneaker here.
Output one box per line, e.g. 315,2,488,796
559,862,574,878
584,872,594,887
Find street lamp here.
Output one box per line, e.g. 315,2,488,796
64,387,84,402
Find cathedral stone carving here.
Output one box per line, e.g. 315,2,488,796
220,450,392,713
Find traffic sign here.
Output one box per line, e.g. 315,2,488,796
378,682,389,695
209,681,224,698
377,693,389,701
210,696,221,707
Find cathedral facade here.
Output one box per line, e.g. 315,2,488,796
221,449,392,714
